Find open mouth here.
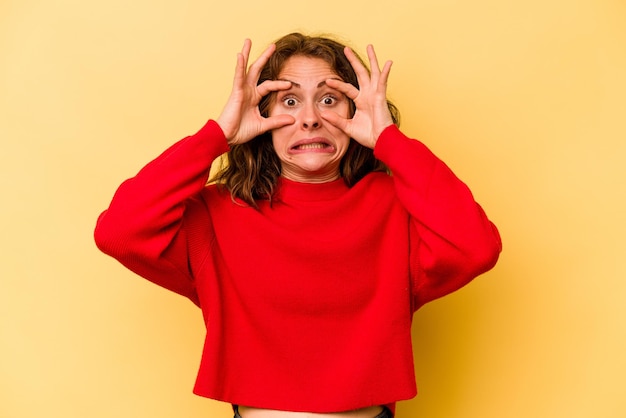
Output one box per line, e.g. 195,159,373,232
292,142,331,150
290,138,335,152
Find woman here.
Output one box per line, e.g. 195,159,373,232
94,33,501,418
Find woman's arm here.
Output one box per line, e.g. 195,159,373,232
324,44,500,309
374,125,502,309
94,120,229,305
95,39,295,304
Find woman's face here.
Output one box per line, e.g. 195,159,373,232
269,55,351,183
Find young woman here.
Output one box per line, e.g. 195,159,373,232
94,33,502,418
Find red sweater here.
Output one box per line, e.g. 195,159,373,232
94,120,501,413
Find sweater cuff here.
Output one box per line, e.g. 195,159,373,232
373,124,409,163
194,119,231,158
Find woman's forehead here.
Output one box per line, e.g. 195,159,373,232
277,56,340,84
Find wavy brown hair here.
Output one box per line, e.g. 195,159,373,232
210,32,400,207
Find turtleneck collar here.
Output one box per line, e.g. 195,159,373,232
275,176,349,202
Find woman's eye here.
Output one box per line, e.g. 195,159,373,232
321,96,336,105
283,97,297,107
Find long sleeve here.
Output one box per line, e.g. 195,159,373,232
374,125,502,309
94,120,230,305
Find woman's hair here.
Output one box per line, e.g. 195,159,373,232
210,32,400,207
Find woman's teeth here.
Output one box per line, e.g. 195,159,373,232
296,143,327,149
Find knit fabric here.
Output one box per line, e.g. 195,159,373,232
95,120,501,413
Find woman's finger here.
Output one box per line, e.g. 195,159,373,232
366,44,381,78
256,79,292,97
261,114,296,132
320,110,350,133
324,78,360,101
231,51,246,90
344,47,370,86
240,39,252,71
247,42,276,82
379,59,393,87
367,44,393,88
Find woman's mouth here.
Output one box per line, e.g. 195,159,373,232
294,143,329,150
290,138,335,153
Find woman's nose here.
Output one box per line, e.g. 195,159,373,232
301,103,321,129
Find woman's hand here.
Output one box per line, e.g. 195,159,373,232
217,39,294,146
322,45,394,149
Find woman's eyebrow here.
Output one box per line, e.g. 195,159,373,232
276,78,343,89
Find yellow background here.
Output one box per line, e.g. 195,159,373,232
2,0,625,417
